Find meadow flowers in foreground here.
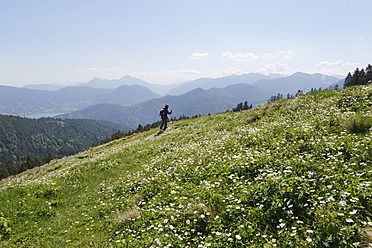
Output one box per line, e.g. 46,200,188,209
0,85,371,247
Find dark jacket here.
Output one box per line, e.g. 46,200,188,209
161,108,172,119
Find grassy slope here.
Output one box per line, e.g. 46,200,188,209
0,85,372,247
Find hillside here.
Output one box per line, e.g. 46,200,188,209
165,73,274,95
2,72,341,117
253,72,340,94
0,84,159,116
0,85,371,247
0,115,131,180
92,84,160,105
60,85,271,128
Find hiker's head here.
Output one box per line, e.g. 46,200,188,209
165,105,169,109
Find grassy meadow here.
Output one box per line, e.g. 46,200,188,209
0,85,372,247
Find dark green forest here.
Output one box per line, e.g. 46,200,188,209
344,64,372,87
0,115,130,180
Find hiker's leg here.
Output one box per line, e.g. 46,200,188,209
160,119,165,129
164,118,168,130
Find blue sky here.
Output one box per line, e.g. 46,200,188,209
0,0,371,86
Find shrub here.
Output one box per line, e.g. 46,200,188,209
0,216,11,241
345,115,372,134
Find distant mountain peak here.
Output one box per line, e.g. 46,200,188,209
119,75,137,80
291,71,309,77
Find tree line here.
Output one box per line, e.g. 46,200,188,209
231,101,253,112
344,64,372,88
0,115,127,180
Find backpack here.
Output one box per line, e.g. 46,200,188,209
159,109,165,117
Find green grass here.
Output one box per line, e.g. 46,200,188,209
1,85,372,247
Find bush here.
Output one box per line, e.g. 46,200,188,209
345,115,372,134
0,216,11,241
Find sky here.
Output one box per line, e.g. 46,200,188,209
0,0,371,87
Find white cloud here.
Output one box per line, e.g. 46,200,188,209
223,49,296,62
275,50,296,59
222,51,259,62
313,60,359,76
314,59,358,68
189,53,210,60
311,60,358,76
262,50,296,59
262,53,272,58
259,63,295,75
131,68,246,85
77,67,98,73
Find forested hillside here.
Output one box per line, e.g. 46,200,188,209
0,84,371,247
60,85,271,128
0,115,130,180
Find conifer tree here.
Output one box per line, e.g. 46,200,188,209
365,64,372,84
344,72,352,88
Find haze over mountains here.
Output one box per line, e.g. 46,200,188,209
1,72,343,128
61,84,272,128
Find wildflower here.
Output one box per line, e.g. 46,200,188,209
339,200,347,206
349,210,357,215
236,234,242,240
346,218,354,223
306,237,312,242
278,223,285,228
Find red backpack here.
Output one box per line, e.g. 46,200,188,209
159,109,165,117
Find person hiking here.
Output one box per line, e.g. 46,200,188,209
160,104,172,131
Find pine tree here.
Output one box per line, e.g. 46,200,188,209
137,124,144,133
344,72,352,88
0,164,10,180
365,64,372,84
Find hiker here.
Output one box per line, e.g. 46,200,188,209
160,104,172,131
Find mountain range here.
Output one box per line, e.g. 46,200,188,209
78,75,176,95
252,72,340,94
1,72,344,127
58,84,272,128
0,84,158,116
165,73,279,95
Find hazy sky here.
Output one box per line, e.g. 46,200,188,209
0,0,371,86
